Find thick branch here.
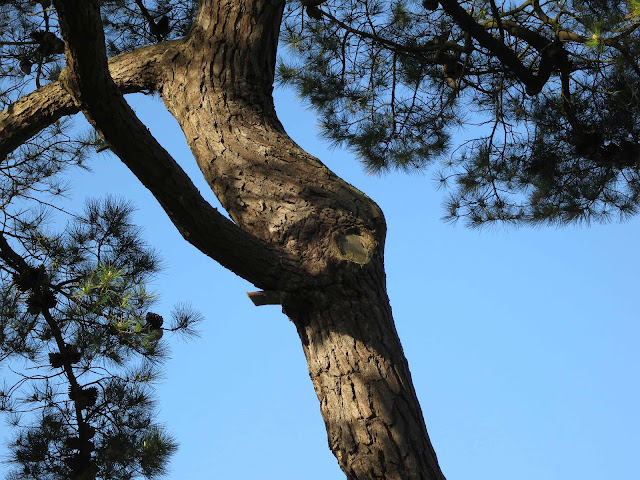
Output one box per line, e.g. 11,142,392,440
0,41,173,160
481,19,552,52
51,0,300,291
439,0,548,93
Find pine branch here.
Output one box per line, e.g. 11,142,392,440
0,42,173,161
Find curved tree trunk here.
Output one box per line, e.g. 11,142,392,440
154,2,447,478
39,1,447,478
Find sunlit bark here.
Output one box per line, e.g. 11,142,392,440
5,1,447,478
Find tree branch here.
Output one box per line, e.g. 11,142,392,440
439,0,548,94
0,232,94,477
50,0,301,291
0,41,174,160
321,8,463,58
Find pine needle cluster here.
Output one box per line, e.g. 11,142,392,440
0,196,202,480
0,1,197,93
1,6,209,476
281,0,640,226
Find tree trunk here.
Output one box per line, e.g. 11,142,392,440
155,1,447,478
285,264,445,480
10,0,447,478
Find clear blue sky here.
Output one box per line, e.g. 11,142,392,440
2,84,639,479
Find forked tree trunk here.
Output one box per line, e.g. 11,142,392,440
34,0,448,478
153,2,447,478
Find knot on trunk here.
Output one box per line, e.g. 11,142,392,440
330,230,375,266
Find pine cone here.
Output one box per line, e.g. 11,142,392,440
150,15,171,39
65,345,82,364
25,288,57,314
83,387,98,407
13,266,41,292
70,386,98,409
49,352,64,368
145,312,164,329
19,58,32,75
422,0,439,10
26,292,41,314
40,289,57,309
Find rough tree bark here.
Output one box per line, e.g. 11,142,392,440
3,1,447,479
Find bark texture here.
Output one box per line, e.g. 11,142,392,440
5,1,447,479
286,269,444,479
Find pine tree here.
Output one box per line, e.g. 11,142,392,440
0,57,200,477
1,1,636,479
0,193,201,480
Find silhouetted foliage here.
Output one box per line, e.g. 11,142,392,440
0,195,202,480
280,0,640,225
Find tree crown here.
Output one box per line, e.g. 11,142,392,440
4,1,640,227
281,0,640,226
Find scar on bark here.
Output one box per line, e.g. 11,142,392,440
330,230,376,265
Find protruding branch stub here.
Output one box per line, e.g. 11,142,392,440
247,290,283,306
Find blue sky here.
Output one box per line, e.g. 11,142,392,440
2,83,639,479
